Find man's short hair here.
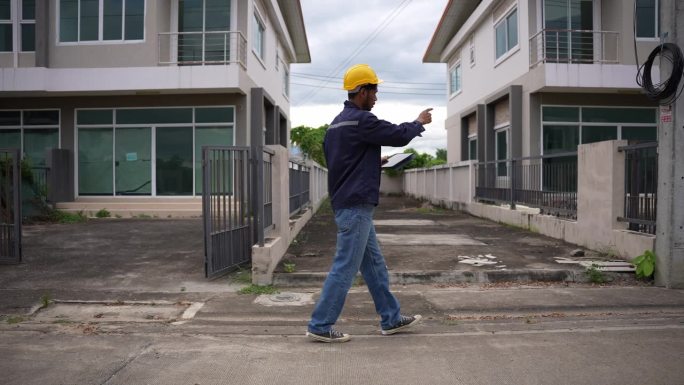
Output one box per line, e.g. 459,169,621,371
348,83,378,100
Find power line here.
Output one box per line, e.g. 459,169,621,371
291,82,444,96
295,0,414,106
292,72,445,86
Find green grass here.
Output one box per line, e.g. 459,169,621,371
238,284,279,295
5,315,24,324
231,268,252,285
316,198,333,215
49,210,88,223
95,208,111,218
586,264,607,284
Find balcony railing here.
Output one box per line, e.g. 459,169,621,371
529,29,619,68
158,31,247,67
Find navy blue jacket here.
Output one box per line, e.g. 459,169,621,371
324,101,425,210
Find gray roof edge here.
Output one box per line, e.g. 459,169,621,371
278,0,311,63
423,0,482,63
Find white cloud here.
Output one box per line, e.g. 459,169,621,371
292,0,450,156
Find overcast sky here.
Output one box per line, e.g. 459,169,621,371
291,0,449,156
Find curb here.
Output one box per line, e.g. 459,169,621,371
272,269,587,287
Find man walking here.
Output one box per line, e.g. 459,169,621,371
306,64,433,343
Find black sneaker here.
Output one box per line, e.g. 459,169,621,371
381,314,423,335
306,329,351,343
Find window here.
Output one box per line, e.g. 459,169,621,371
0,0,11,52
542,106,658,153
76,107,234,196
252,10,265,60
468,36,475,66
495,127,508,176
0,109,60,167
0,0,34,52
449,62,461,95
59,0,145,43
283,67,289,98
20,0,34,51
468,137,477,160
636,0,658,39
495,7,518,60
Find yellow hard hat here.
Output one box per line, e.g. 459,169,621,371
343,64,383,91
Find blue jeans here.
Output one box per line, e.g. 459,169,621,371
308,204,401,333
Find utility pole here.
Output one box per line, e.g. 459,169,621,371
655,0,684,288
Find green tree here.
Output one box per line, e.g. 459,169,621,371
290,124,328,166
401,148,446,169
435,148,447,162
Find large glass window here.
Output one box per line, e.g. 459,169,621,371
0,110,60,167
115,127,151,195
76,106,234,196
636,0,658,38
59,0,145,43
581,126,618,144
79,128,113,195
449,63,461,95
543,0,594,62
542,106,658,152
495,8,517,60
178,0,231,63
195,126,233,193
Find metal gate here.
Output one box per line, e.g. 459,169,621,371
0,149,22,264
202,146,252,278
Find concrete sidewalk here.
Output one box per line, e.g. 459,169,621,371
0,195,646,316
1,197,684,385
275,195,636,286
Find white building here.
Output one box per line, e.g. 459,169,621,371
424,0,660,165
0,0,309,213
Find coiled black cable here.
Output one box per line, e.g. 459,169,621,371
636,42,684,105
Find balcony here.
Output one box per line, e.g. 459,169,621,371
530,29,620,68
158,31,247,68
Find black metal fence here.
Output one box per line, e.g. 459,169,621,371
618,142,658,234
202,146,252,278
289,160,310,216
475,152,578,219
0,149,22,264
262,148,274,231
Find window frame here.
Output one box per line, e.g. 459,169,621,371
540,105,658,155
494,124,509,177
635,0,659,40
57,0,146,45
0,0,36,53
468,135,477,161
252,7,266,63
0,108,61,166
282,65,290,99
494,5,519,64
449,60,462,97
74,106,236,197
20,0,34,52
0,0,12,52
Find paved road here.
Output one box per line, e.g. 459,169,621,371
2,285,684,385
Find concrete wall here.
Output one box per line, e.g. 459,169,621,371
252,150,328,285
399,141,655,261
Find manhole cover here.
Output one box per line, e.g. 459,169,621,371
270,293,301,302
254,292,314,307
